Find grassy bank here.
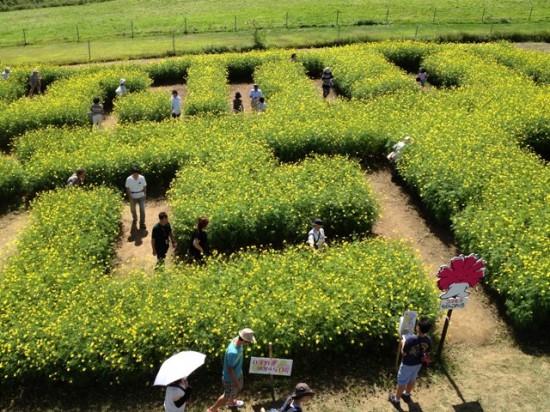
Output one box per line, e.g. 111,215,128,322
1,23,549,66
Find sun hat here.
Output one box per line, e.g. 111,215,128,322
32,68,38,73
238,328,256,343
403,136,413,143
120,78,126,84
323,67,331,73
292,383,315,399
312,218,323,226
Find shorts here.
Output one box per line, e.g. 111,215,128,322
397,363,422,386
223,375,243,399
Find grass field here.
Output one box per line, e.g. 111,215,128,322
0,0,549,65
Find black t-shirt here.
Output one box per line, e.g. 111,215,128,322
189,228,209,258
402,335,432,366
152,222,172,251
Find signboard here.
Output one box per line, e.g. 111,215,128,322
249,357,293,376
437,254,485,310
398,310,418,337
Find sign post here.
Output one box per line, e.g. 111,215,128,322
250,345,293,402
395,310,418,370
436,254,485,359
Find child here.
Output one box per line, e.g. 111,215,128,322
261,382,315,412
1,67,10,80
89,97,105,128
389,317,433,410
171,90,182,118
256,96,267,112
321,67,334,98
232,92,244,113
307,218,327,251
417,68,428,87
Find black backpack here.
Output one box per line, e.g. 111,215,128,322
278,396,300,412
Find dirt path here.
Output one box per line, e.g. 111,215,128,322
0,210,28,269
367,168,502,346
111,199,176,275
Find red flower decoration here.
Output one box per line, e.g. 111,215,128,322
437,254,485,291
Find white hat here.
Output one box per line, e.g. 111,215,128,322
120,78,126,84
238,328,256,343
323,67,332,73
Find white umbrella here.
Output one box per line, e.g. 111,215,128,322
154,351,206,386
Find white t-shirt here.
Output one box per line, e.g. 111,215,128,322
171,95,182,115
308,228,326,248
164,385,187,412
249,88,263,99
125,174,147,198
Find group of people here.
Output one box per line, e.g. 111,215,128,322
163,327,317,412
233,83,267,114
163,318,433,412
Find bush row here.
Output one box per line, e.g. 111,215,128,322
113,88,171,124
184,58,230,115
0,187,122,383
0,68,152,149
169,155,380,252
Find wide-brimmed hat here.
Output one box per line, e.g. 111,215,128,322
119,78,126,84
312,218,323,226
292,382,315,399
323,67,331,73
238,328,256,343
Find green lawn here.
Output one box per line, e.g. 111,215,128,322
0,0,549,65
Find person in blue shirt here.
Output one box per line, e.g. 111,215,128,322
207,328,256,412
389,317,433,409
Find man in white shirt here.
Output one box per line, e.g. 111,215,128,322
125,166,147,230
171,90,182,118
307,218,327,251
248,84,263,112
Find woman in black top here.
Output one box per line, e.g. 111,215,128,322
189,216,209,264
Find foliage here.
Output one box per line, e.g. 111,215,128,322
184,58,229,115
114,89,171,123
0,154,24,208
169,155,380,252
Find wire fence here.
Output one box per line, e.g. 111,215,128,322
2,4,550,48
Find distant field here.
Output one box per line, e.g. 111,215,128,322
0,0,549,65
0,0,549,47
0,0,110,12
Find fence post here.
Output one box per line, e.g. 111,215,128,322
76,25,80,43
172,33,176,54
432,7,437,24
131,20,134,39
87,40,91,62
481,7,486,23
336,10,340,26
415,24,419,39
385,8,389,24
528,6,533,22
285,11,289,28
184,17,187,34
234,15,237,31
23,29,27,46
490,23,494,35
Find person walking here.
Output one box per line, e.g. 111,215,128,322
232,92,244,113
389,317,433,410
116,78,127,96
29,69,41,96
152,212,176,266
171,90,182,119
387,136,413,163
89,97,105,128
261,383,315,412
321,67,334,98
307,218,327,251
248,84,263,112
207,328,256,412
416,68,429,87
1,67,10,80
188,216,209,264
67,168,86,187
125,166,147,230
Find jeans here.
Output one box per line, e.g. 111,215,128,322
129,196,146,225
